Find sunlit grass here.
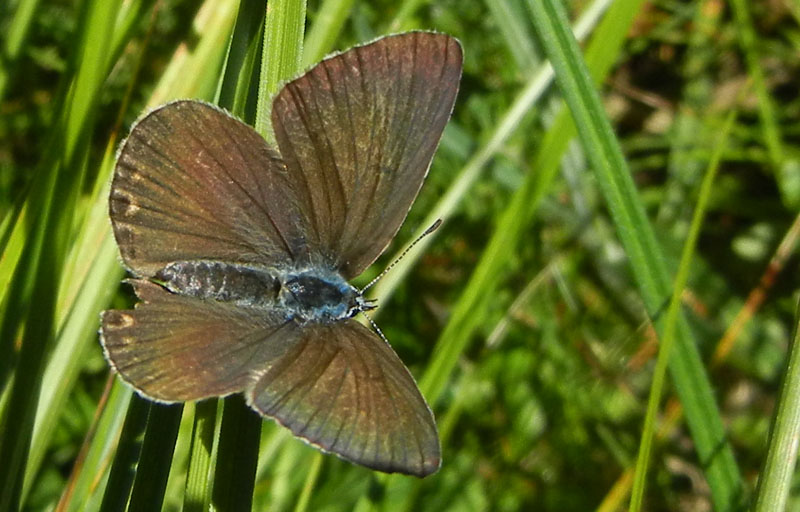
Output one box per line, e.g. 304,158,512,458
2,0,799,510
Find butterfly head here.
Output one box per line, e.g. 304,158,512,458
351,295,378,317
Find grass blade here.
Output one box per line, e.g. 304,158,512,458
527,0,744,508
127,404,184,511
183,400,218,512
630,104,739,511
302,0,356,66
217,0,267,118
729,0,795,207
97,393,150,511
753,300,800,511
255,0,307,141
211,395,261,511
211,1,306,507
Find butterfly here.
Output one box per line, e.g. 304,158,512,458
100,31,462,477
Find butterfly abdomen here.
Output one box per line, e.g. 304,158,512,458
155,261,281,308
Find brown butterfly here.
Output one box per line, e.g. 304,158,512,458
101,32,462,477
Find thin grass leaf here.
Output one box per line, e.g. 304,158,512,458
729,0,795,207
216,0,266,117
23,234,123,502
389,0,431,32
208,2,308,506
98,393,150,512
753,299,800,511
127,404,184,511
211,395,261,511
183,400,218,512
255,0,307,141
527,0,744,509
150,0,241,105
0,0,42,100
59,381,133,512
302,0,356,67
294,453,324,512
483,0,539,74
0,0,123,384
109,0,158,61
630,104,739,511
0,1,125,508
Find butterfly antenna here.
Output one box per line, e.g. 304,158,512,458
362,311,392,345
361,219,442,293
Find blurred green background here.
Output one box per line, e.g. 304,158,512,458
1,0,800,510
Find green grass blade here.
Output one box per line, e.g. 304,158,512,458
390,0,431,31
753,299,800,511
22,234,123,502
483,0,539,73
211,395,262,511
61,382,133,512
729,0,795,207
630,105,739,511
294,453,324,512
210,3,307,506
0,201,57,512
183,400,218,512
255,0,307,141
302,0,356,67
127,404,184,511
0,0,124,508
526,0,744,509
0,0,42,100
149,1,240,104
98,393,150,512
0,0,120,384
217,0,266,117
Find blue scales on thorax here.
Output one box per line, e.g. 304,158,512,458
154,261,371,323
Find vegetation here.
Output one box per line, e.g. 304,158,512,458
1,0,800,510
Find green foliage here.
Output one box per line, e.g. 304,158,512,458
2,0,800,510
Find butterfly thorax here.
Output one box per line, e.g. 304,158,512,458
154,261,368,323
280,270,365,323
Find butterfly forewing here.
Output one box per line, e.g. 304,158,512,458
246,321,440,477
272,32,462,278
110,100,309,277
101,279,302,401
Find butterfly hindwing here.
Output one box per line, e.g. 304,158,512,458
101,279,302,401
246,320,440,477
